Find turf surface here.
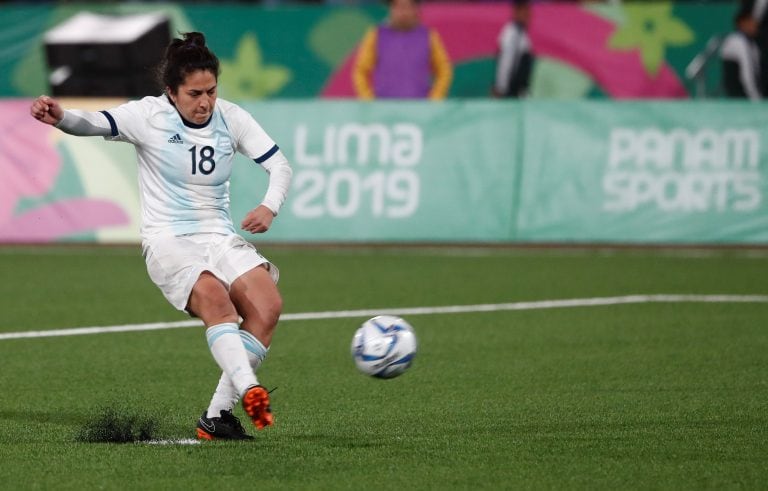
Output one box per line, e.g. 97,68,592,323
0,245,766,489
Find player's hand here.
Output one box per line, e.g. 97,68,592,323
241,205,275,234
30,95,64,126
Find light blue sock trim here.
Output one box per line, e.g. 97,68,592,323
239,330,268,362
205,323,240,348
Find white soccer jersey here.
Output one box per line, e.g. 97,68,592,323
101,95,280,237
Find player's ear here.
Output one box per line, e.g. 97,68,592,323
166,87,176,104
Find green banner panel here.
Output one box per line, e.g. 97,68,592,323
517,101,768,243
230,101,520,242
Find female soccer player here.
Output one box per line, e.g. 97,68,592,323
30,32,293,441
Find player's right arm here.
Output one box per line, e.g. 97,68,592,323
30,95,64,126
29,95,130,138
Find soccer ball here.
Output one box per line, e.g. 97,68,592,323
351,315,417,379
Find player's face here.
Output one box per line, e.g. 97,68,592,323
168,69,218,125
389,0,420,30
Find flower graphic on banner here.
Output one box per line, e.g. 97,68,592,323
219,33,292,99
0,100,129,242
608,2,694,76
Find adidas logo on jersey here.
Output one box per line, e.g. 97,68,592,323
168,133,184,144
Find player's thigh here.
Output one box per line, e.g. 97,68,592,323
230,265,283,326
188,271,238,324
212,234,281,322
212,234,279,286
143,234,215,312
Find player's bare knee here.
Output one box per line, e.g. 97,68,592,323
190,273,238,325
192,300,238,326
208,290,238,319
240,298,281,338
255,303,281,330
259,296,282,331
268,295,283,324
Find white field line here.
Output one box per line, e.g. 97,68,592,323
1,294,767,342
141,439,200,446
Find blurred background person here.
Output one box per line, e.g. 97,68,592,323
746,0,768,94
493,0,534,98
721,8,762,100
352,0,452,100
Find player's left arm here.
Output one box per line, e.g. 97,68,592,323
241,150,293,234
228,103,293,234
428,30,453,100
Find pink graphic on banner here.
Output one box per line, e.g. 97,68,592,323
321,3,687,99
530,4,686,98
0,100,129,242
0,198,128,242
1,101,60,221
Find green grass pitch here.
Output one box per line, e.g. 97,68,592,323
0,245,766,489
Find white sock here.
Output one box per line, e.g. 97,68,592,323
206,330,269,418
205,323,257,398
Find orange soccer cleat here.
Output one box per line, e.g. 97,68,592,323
242,385,274,430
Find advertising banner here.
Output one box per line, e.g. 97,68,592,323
516,101,768,243
232,101,520,242
1,99,766,244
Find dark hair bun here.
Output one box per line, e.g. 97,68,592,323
159,31,220,93
183,32,206,48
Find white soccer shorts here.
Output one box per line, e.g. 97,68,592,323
141,232,279,311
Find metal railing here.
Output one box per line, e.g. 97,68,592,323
685,35,723,98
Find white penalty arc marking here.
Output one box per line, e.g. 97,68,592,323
1,294,767,341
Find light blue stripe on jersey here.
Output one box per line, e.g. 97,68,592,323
239,330,268,363
205,323,240,348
